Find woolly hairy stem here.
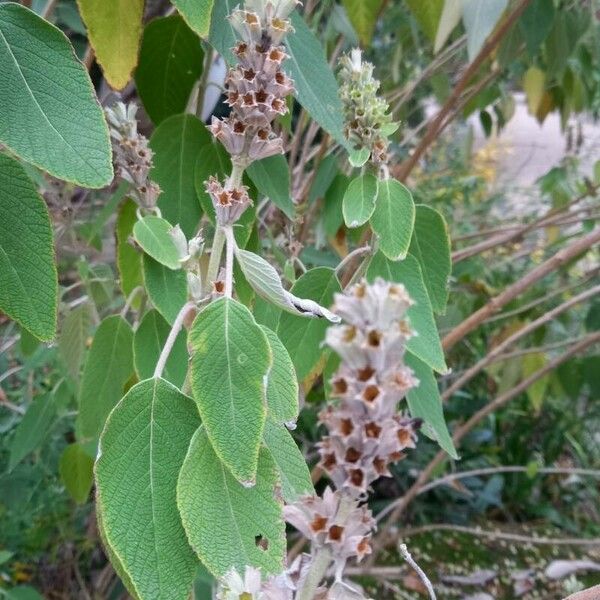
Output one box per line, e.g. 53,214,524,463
399,543,436,600
223,227,235,298
295,548,333,600
153,301,195,379
205,227,226,293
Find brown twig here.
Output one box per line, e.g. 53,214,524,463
564,585,600,600
442,284,600,400
373,332,600,551
392,0,533,181
442,227,600,352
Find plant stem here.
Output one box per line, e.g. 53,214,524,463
205,227,226,294
41,0,58,19
295,548,333,600
223,227,235,298
153,302,195,379
119,286,143,319
399,543,436,600
335,246,371,277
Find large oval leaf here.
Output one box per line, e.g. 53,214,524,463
177,427,285,577
370,178,415,261
246,155,294,219
59,443,94,504
77,0,144,90
96,378,200,600
0,3,112,187
150,114,211,238
189,298,271,484
135,15,204,125
0,154,57,341
171,0,215,38
78,315,134,439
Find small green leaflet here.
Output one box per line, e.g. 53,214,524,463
134,310,188,388
246,155,295,219
370,178,415,261
76,0,144,90
263,419,313,502
59,443,94,504
177,427,286,577
0,3,112,187
78,315,134,439
135,15,204,124
116,198,144,306
0,154,58,341
405,353,457,458
261,326,299,424
133,215,182,270
143,255,188,325
8,394,56,472
150,114,211,238
367,253,447,374
341,0,385,46
189,298,271,484
461,0,508,62
171,0,215,38
278,268,341,381
58,303,94,383
343,173,378,228
409,205,451,315
96,378,200,600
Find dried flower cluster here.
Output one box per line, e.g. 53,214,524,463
338,49,396,166
205,175,253,226
284,487,375,575
318,278,421,495
209,0,298,167
104,102,160,210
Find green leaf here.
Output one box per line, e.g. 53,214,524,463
519,0,555,56
3,587,44,600
235,249,339,321
261,326,299,424
348,147,370,168
208,6,346,146
278,268,341,381
406,0,444,41
246,155,294,219
461,0,508,62
342,173,378,228
143,255,188,325
150,114,211,238
172,0,215,38
76,0,144,90
370,178,415,261
58,303,94,383
134,309,188,388
135,15,204,125
8,394,56,471
59,443,94,504
263,419,313,502
404,353,457,458
133,215,181,270
0,154,58,341
0,3,112,187
408,205,451,315
78,315,134,439
19,326,40,357
341,0,384,46
177,427,285,577
189,298,271,484
434,0,462,53
523,353,549,411
116,198,144,306
367,253,447,374
96,378,200,600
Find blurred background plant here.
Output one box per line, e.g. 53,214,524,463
1,0,599,598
